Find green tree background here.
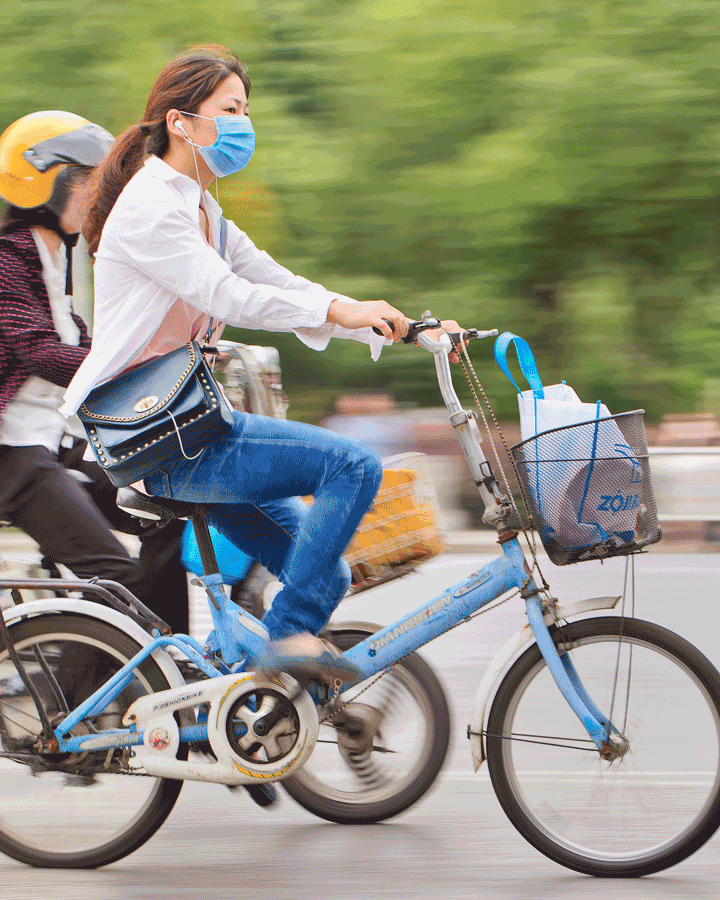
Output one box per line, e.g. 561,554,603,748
2,0,720,422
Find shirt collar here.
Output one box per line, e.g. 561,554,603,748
143,155,222,215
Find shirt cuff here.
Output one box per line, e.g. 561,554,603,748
295,293,392,360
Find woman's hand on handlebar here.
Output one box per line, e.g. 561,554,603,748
422,319,469,364
326,299,409,342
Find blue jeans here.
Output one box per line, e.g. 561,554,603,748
145,411,383,640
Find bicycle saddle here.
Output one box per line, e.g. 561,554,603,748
116,485,210,526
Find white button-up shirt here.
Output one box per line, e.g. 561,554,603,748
60,155,385,416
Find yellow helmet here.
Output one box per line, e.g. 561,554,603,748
0,110,114,209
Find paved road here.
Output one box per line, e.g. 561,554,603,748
1,551,719,899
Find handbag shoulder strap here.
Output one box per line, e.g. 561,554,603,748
201,216,229,346
218,216,228,259
494,332,545,400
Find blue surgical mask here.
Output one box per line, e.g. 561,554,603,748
179,112,255,178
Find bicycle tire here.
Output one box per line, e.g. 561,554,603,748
0,613,185,868
282,627,450,823
486,616,720,877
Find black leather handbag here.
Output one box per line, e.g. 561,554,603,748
77,218,235,487
78,337,234,487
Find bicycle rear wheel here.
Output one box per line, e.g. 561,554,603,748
486,616,720,877
282,627,450,823
0,614,185,868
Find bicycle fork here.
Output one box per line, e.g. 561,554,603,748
502,540,625,761
524,597,626,760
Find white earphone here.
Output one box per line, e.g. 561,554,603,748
176,120,190,138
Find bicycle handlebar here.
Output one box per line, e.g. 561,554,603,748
372,317,498,349
371,318,439,342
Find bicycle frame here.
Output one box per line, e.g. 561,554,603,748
17,322,623,762
342,537,617,754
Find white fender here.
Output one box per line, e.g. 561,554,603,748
469,596,620,771
1,597,186,690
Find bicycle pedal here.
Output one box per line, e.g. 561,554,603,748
289,676,341,706
229,782,279,809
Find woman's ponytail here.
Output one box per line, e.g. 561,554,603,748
83,124,149,256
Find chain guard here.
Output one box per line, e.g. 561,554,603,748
124,672,318,785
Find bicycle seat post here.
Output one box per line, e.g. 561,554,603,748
187,506,266,662
189,509,220,578
187,506,230,616
115,486,227,615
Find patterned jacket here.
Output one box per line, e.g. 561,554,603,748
0,227,90,422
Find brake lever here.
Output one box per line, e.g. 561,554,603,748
371,320,495,346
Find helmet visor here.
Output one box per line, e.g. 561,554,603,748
22,122,114,173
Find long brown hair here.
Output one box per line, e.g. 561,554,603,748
83,44,250,256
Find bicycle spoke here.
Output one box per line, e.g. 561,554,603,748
481,731,600,752
0,701,43,736
0,615,185,867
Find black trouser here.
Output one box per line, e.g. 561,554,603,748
0,444,188,633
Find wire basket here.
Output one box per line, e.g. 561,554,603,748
511,410,661,566
342,452,446,592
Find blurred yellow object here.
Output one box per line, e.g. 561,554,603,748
304,453,446,589
0,110,111,208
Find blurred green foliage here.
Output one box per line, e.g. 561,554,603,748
2,0,720,421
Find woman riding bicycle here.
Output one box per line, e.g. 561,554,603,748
60,45,464,679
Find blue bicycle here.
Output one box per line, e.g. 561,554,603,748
0,314,719,877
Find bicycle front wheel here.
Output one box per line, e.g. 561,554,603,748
486,616,720,877
0,614,185,868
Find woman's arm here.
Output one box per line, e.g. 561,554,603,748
0,248,89,387
225,222,408,342
325,298,408,342
108,202,331,332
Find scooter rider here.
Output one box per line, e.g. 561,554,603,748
0,110,188,631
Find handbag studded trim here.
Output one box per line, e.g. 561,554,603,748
80,342,198,423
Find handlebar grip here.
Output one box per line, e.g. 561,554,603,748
372,319,395,336
448,329,477,345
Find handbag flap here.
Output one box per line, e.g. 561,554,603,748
78,342,203,424
87,376,206,451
